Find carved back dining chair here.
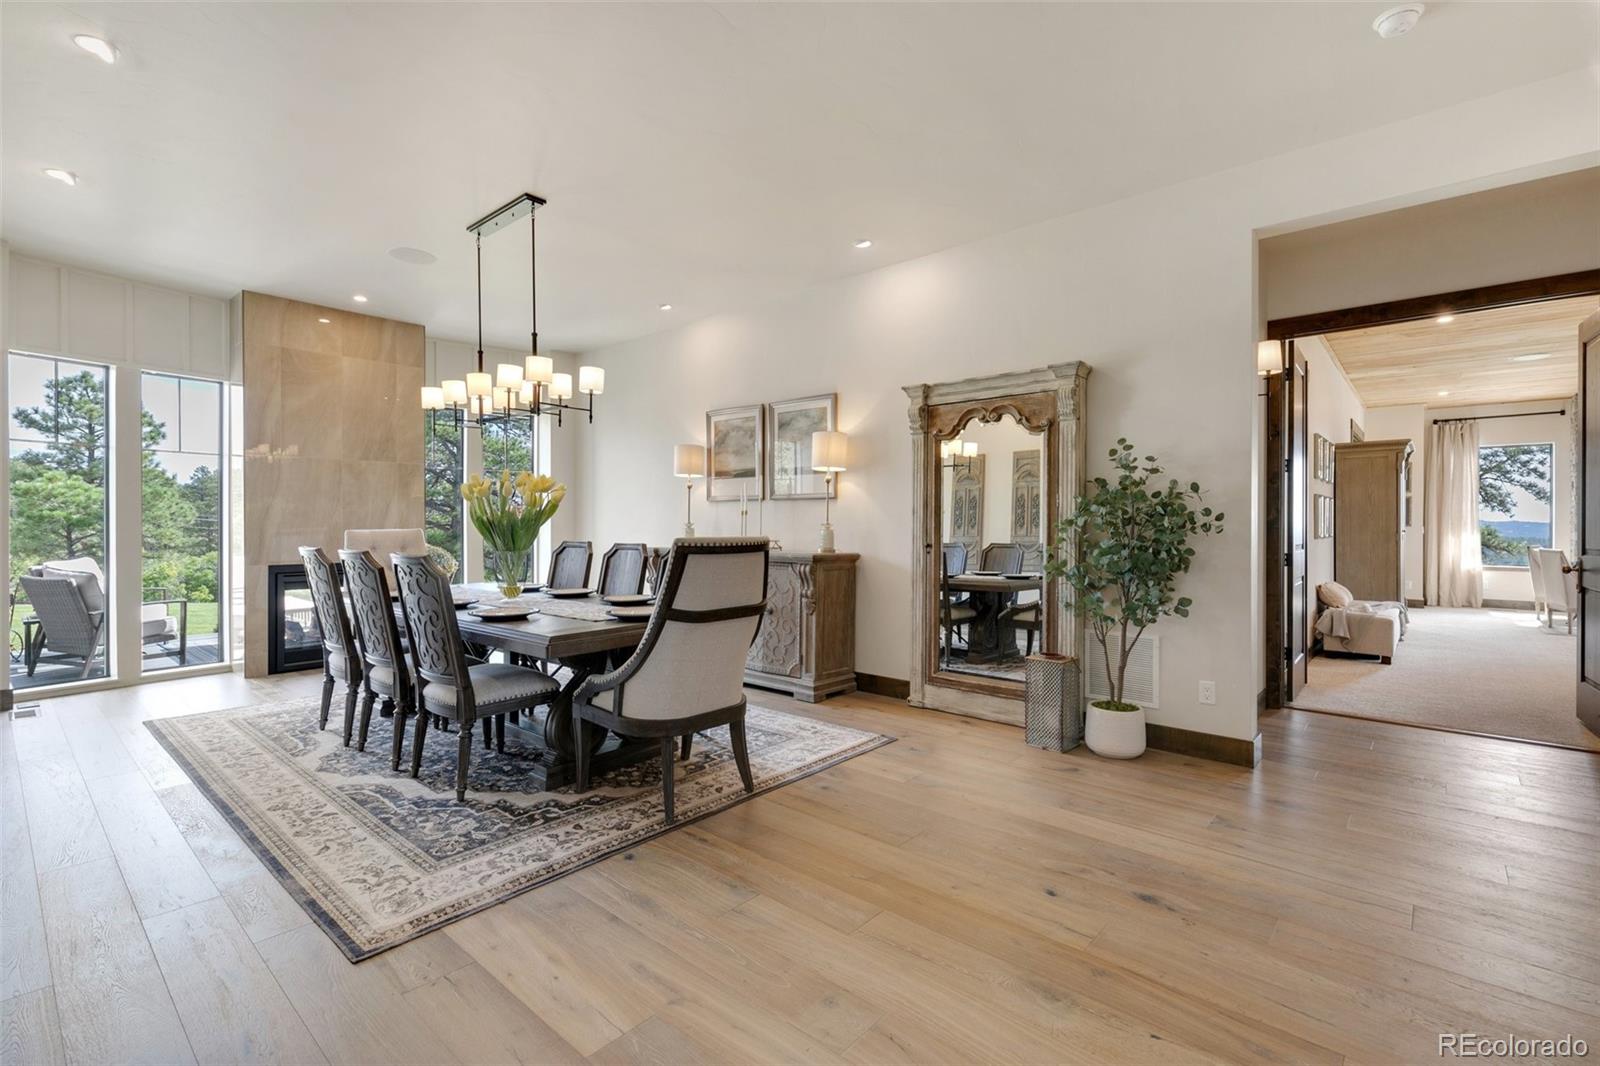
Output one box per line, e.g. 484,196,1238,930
598,543,648,596
939,551,976,666
979,542,1025,575
572,538,770,823
941,542,968,580
644,546,671,595
299,546,364,744
392,553,563,801
339,548,414,767
547,540,593,590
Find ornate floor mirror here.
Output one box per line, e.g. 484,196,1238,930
904,363,1090,724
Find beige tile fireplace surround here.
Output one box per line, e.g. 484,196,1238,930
241,292,425,676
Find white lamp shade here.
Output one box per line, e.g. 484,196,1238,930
811,430,848,472
492,387,511,411
442,379,468,405
550,372,573,400
466,371,492,398
579,366,605,395
525,355,554,384
496,362,524,389
519,380,536,404
962,441,978,458
1257,339,1283,377
673,443,705,478
420,386,444,410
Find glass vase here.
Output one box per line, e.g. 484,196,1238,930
488,549,530,600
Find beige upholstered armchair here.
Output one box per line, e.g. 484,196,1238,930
1534,548,1577,634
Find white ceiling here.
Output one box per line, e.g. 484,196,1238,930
4,2,1596,353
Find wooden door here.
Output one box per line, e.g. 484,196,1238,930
1577,310,1600,737
1288,345,1310,694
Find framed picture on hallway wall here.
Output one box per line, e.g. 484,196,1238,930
767,393,838,499
706,403,765,501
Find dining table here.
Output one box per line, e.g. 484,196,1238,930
943,572,1043,664
396,582,653,791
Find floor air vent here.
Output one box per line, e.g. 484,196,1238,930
1085,635,1159,708
11,703,41,719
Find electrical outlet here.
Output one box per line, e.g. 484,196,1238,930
1198,681,1216,705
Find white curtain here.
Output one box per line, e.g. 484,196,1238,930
1426,420,1484,608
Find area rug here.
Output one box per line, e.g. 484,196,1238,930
147,698,891,960
1295,606,1597,751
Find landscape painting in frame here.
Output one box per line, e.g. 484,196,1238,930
768,393,838,499
706,403,764,501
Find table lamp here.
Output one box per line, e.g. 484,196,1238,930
673,443,706,536
810,430,849,552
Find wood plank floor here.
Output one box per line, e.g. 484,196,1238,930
2,671,1597,1064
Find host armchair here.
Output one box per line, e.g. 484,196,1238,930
571,538,769,823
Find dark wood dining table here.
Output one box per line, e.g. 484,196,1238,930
398,584,651,791
943,573,1043,664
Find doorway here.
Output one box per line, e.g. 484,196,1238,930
1263,271,1600,750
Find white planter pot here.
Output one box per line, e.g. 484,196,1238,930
1085,702,1146,759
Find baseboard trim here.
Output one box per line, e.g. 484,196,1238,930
1483,598,1535,611
1146,722,1262,767
855,672,911,700
1406,598,1425,609
0,689,11,713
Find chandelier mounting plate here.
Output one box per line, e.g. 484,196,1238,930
467,193,546,237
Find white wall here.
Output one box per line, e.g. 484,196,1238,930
569,70,1596,743
1299,335,1366,606
1261,166,1600,321
1362,404,1428,602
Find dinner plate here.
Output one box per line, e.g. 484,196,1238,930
545,588,594,598
606,605,655,621
468,604,535,621
451,596,480,609
969,570,1001,577
602,594,654,606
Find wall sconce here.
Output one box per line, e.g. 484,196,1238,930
1257,340,1284,378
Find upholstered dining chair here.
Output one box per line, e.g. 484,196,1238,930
299,546,363,743
339,548,414,766
547,540,593,590
1534,548,1578,634
598,543,648,596
979,542,1025,575
392,553,562,801
571,538,769,823
1527,546,1549,624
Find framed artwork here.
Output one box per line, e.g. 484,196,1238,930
706,404,765,501
767,393,838,499
1312,434,1331,482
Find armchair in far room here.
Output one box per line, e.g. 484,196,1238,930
1527,546,1549,624
1534,548,1577,635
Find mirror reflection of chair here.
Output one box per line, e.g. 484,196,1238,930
939,551,976,667
979,542,1025,575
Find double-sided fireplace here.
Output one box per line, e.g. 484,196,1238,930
266,563,323,673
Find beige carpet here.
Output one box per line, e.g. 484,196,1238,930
1296,606,1598,751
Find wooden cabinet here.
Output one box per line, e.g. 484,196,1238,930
1334,439,1413,603
744,552,858,702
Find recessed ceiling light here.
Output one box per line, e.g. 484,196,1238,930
387,247,436,265
659,303,673,311
43,168,78,186
1510,352,1552,363
72,34,117,64
1437,390,1450,397
1372,3,1425,39
853,239,873,249
352,294,368,303
1434,314,1454,324
317,317,331,324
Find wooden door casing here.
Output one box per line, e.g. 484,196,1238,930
1577,309,1600,737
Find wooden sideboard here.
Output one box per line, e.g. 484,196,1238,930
744,552,859,702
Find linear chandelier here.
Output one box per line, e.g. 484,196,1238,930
420,193,605,428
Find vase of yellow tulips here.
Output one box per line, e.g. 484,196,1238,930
461,470,567,598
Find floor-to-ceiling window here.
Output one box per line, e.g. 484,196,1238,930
140,372,224,673
7,352,112,687
423,413,465,571
228,384,245,663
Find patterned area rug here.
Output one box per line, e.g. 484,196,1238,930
147,698,890,961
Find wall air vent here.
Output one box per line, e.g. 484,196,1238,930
1085,634,1160,709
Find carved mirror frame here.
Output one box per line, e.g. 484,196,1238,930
903,362,1090,725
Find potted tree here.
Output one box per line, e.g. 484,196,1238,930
1046,440,1223,758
